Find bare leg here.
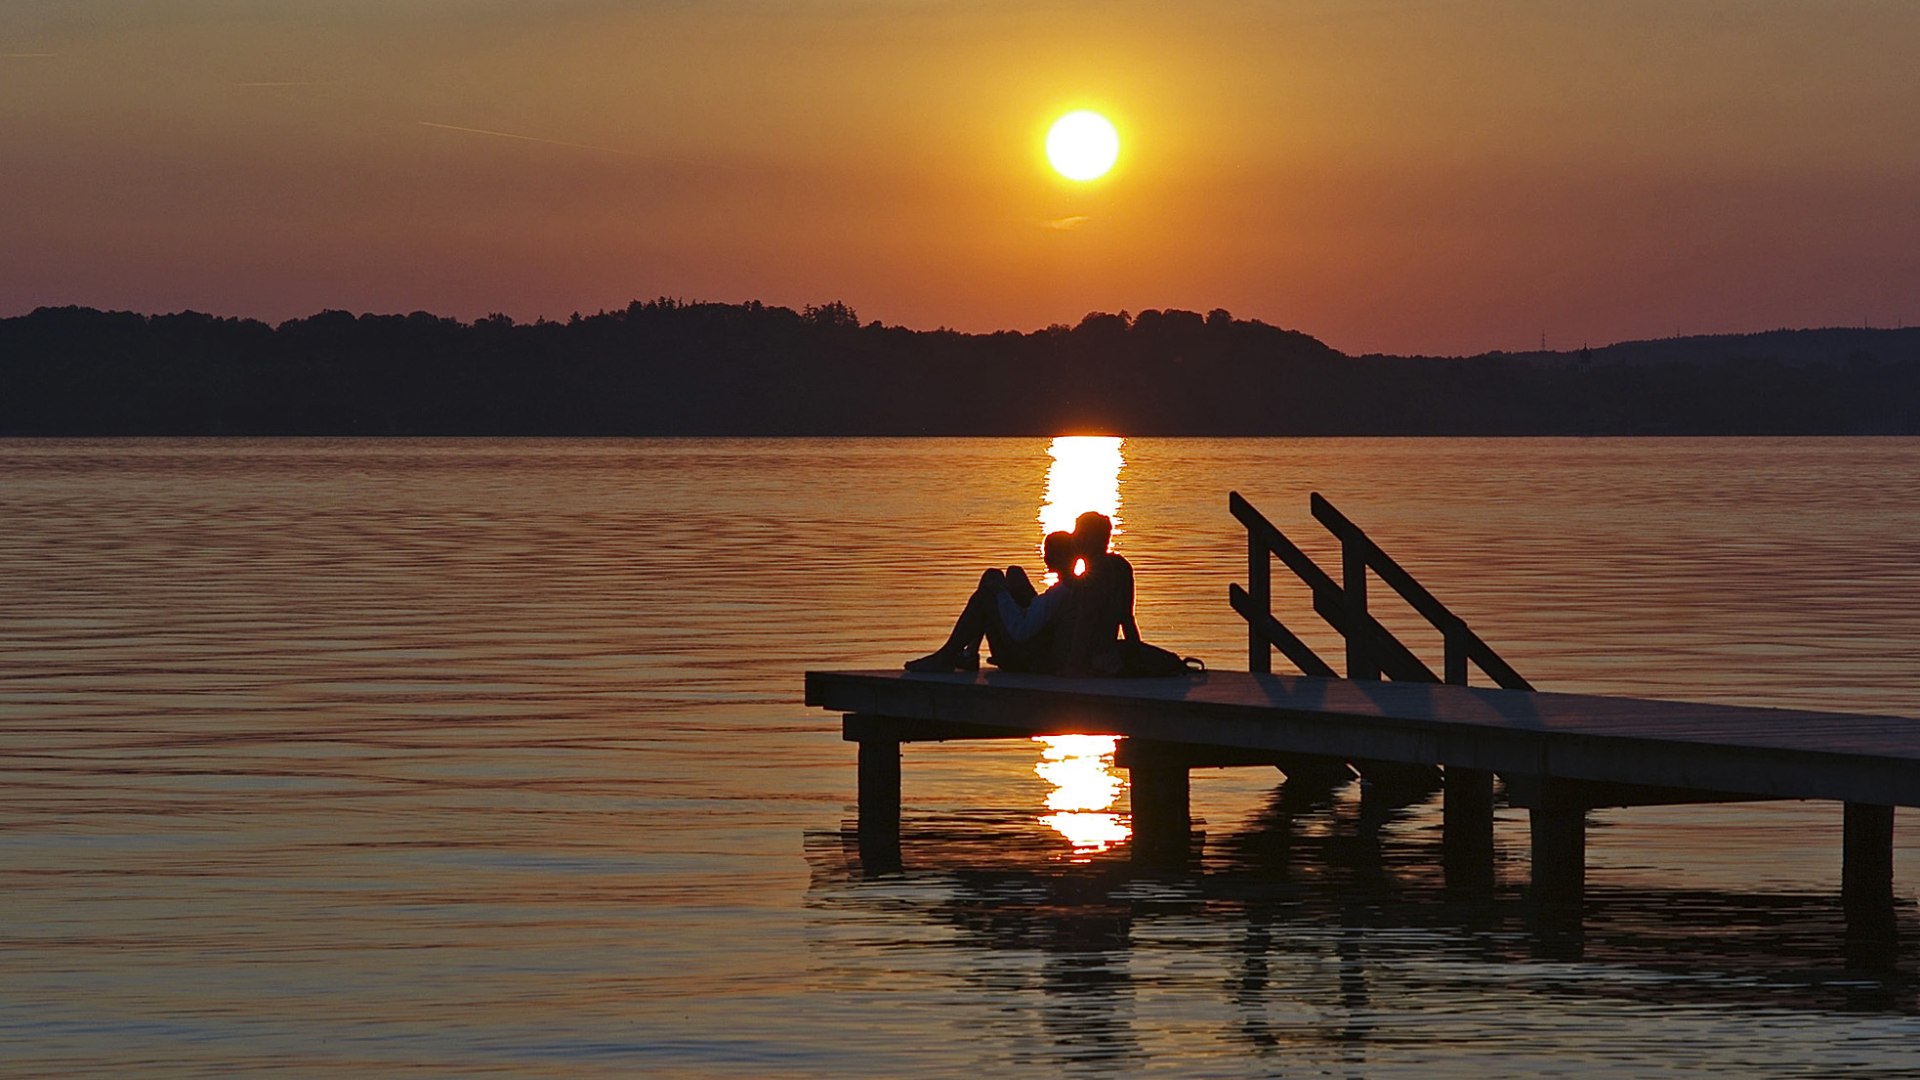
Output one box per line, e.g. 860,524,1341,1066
905,569,1006,671
1004,564,1037,607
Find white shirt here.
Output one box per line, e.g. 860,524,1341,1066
997,582,1068,643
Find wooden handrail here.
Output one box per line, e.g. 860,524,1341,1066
1236,491,1436,676
1310,491,1531,690
1459,630,1531,690
1311,493,1454,630
1231,491,1435,683
1231,490,1531,691
1229,585,1336,677
1230,491,1337,599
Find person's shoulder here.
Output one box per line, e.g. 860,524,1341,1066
1085,552,1132,587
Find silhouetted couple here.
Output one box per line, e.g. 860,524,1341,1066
905,511,1140,676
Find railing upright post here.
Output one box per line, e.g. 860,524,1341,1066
1342,538,1377,679
1443,619,1469,686
1248,527,1272,674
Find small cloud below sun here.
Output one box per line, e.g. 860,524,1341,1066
1040,215,1093,231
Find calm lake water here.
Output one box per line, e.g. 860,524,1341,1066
4,437,1920,1077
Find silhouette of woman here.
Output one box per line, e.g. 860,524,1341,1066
905,531,1078,673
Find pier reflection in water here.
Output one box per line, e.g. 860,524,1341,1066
811,771,1920,1075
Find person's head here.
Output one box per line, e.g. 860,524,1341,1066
1042,531,1076,576
1036,530,1082,576
1073,511,1113,555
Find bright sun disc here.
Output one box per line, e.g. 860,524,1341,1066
1046,110,1119,182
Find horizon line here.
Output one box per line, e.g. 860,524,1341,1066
2,299,1912,360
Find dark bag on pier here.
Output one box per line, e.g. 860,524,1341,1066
1116,640,1205,678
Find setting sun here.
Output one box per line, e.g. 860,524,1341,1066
1045,110,1120,182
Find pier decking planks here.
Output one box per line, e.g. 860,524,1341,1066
806,669,1920,808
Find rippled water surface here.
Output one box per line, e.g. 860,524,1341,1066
4,437,1920,1077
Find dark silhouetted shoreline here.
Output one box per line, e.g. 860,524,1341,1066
3,300,1916,435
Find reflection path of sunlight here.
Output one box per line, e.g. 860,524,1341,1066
1033,735,1131,857
1031,438,1132,854
1037,435,1125,584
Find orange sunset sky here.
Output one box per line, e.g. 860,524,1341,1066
3,1,1916,356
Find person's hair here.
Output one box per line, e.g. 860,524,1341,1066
1074,511,1112,553
1042,531,1075,572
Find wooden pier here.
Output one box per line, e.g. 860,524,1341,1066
805,493,1917,909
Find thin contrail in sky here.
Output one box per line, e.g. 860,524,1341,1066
419,120,652,159
1,52,59,58
234,81,320,87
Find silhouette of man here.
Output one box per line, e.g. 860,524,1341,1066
1053,511,1140,675
905,531,1079,673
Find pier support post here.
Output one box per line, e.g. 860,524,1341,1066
1843,802,1895,908
855,736,901,872
1128,743,1191,858
1443,767,1496,891
1528,783,1585,906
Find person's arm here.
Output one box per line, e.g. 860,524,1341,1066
1118,558,1141,643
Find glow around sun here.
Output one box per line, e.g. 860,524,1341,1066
1045,110,1120,182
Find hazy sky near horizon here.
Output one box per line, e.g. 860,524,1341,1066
3,0,1916,355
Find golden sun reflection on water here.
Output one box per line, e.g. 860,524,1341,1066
1033,735,1130,856
1037,435,1124,585
1029,438,1132,854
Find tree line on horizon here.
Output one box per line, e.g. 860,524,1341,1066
2,299,1916,435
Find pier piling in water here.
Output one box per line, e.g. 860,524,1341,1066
1844,801,1896,908
1443,767,1497,891
854,731,902,871
1527,782,1586,905
1125,742,1192,854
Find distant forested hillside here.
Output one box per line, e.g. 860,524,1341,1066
3,300,1916,435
